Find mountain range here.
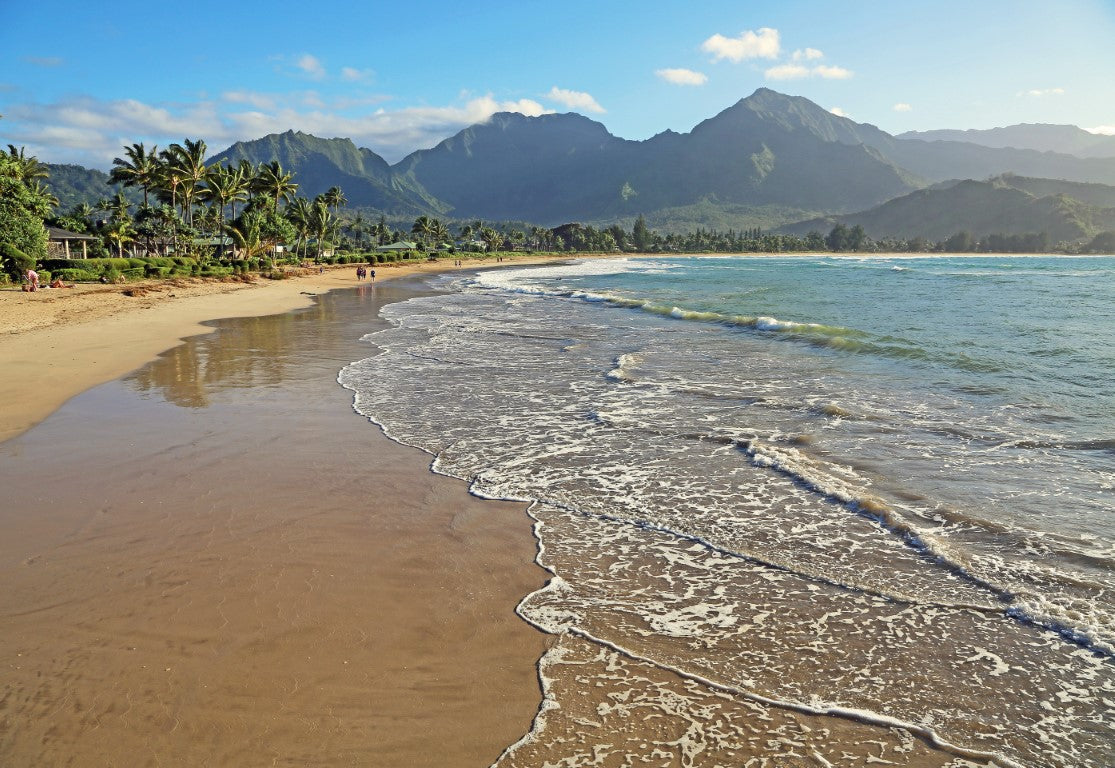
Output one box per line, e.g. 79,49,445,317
46,88,1115,243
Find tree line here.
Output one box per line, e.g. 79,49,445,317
4,138,1113,285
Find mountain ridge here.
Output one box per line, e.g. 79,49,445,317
45,89,1115,237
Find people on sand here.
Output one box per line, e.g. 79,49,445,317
25,269,39,291
50,277,65,289
370,269,375,282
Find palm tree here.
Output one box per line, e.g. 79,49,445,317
252,161,298,215
309,198,333,260
480,227,504,253
103,218,135,258
411,216,435,248
109,142,159,207
430,219,450,249
5,145,49,184
226,210,270,261
285,197,314,259
161,139,207,227
323,186,347,215
199,165,248,236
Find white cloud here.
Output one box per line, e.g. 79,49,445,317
829,107,848,118
764,64,811,80
546,86,605,114
296,54,326,80
341,67,373,83
1021,87,1065,97
765,63,852,81
791,48,823,62
3,92,555,168
893,102,913,112
702,27,780,62
655,68,708,86
1088,125,1115,135
222,91,277,110
813,65,853,80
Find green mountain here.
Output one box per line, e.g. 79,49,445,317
43,164,140,213
392,89,921,224
781,175,1115,244
38,89,1115,236
898,124,1115,159
207,131,438,215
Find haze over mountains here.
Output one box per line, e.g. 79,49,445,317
47,88,1115,244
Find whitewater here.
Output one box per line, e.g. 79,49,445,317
340,254,1115,766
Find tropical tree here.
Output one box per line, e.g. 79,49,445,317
285,197,314,259
5,144,50,184
411,215,435,247
226,210,270,261
479,227,504,252
103,217,135,258
309,198,333,259
429,218,450,248
252,160,298,215
0,151,51,263
199,165,248,235
323,186,347,215
161,139,207,226
109,142,160,207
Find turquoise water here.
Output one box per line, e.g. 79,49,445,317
342,254,1115,766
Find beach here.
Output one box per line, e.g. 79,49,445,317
4,252,1114,767
0,260,555,766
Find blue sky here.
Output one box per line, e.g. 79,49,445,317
3,0,1114,169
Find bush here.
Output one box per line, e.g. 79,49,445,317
54,268,98,282
1,242,35,281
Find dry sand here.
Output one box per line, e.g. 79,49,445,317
0,258,569,766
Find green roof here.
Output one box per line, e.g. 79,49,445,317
376,241,418,251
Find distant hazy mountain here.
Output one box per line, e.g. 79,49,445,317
780,175,1115,243
898,124,1115,159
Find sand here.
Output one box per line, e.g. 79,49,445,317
0,260,566,766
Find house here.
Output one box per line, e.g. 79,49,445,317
46,226,98,259
375,241,418,253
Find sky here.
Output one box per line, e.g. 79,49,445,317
2,0,1114,170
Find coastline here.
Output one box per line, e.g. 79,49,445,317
0,255,584,444
0,260,562,765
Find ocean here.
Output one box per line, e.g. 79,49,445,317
339,254,1115,767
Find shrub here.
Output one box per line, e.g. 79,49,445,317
55,268,98,282
1,242,35,281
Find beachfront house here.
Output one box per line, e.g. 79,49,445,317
46,226,98,260
375,241,418,253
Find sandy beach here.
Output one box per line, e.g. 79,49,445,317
0,258,563,766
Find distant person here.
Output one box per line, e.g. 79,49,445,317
370,269,375,282
26,269,39,291
50,277,64,288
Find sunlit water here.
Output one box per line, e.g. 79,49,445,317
340,254,1115,767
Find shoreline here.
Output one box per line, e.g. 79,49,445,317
0,254,582,444
0,274,553,766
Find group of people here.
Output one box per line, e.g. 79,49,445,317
22,269,67,292
355,265,376,282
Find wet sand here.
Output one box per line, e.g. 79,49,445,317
0,280,548,766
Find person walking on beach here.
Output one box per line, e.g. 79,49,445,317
370,268,375,282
